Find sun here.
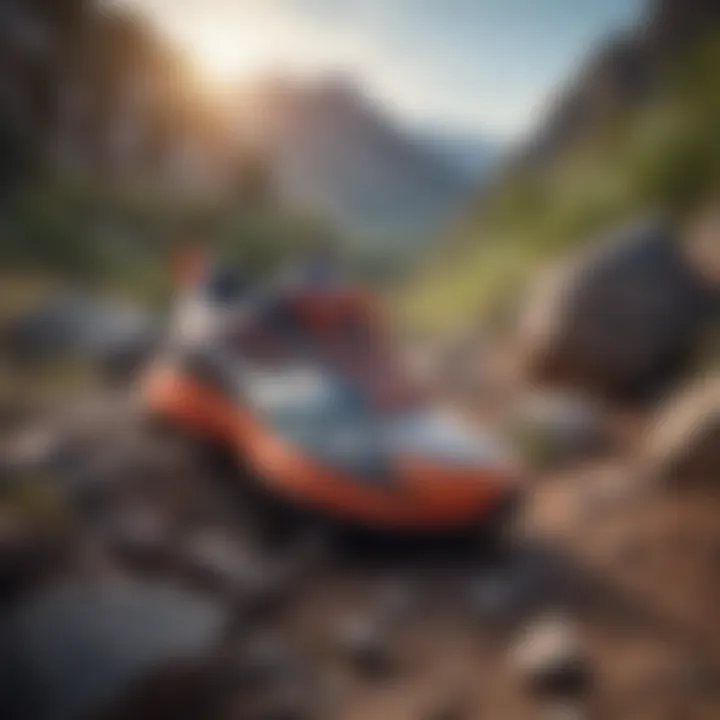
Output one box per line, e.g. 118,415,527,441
162,10,333,91
190,23,269,84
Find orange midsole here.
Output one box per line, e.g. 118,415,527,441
143,364,514,529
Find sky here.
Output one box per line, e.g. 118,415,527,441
124,0,646,140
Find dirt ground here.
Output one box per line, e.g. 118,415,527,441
267,470,720,720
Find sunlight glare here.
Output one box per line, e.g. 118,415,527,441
190,22,270,84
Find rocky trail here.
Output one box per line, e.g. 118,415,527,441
1,382,718,720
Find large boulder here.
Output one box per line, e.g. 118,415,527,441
519,221,716,400
640,373,720,485
0,581,228,720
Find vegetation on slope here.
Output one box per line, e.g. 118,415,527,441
402,33,720,332
0,174,333,307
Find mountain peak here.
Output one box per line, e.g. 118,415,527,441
232,75,478,242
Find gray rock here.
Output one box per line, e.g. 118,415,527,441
4,426,69,474
0,580,226,720
509,614,592,698
1,292,156,371
519,221,715,400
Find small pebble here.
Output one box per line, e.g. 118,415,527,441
336,614,394,679
509,614,592,698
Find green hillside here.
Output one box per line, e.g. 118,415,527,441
402,32,720,332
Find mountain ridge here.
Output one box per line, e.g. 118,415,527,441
403,0,720,330
520,0,720,169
